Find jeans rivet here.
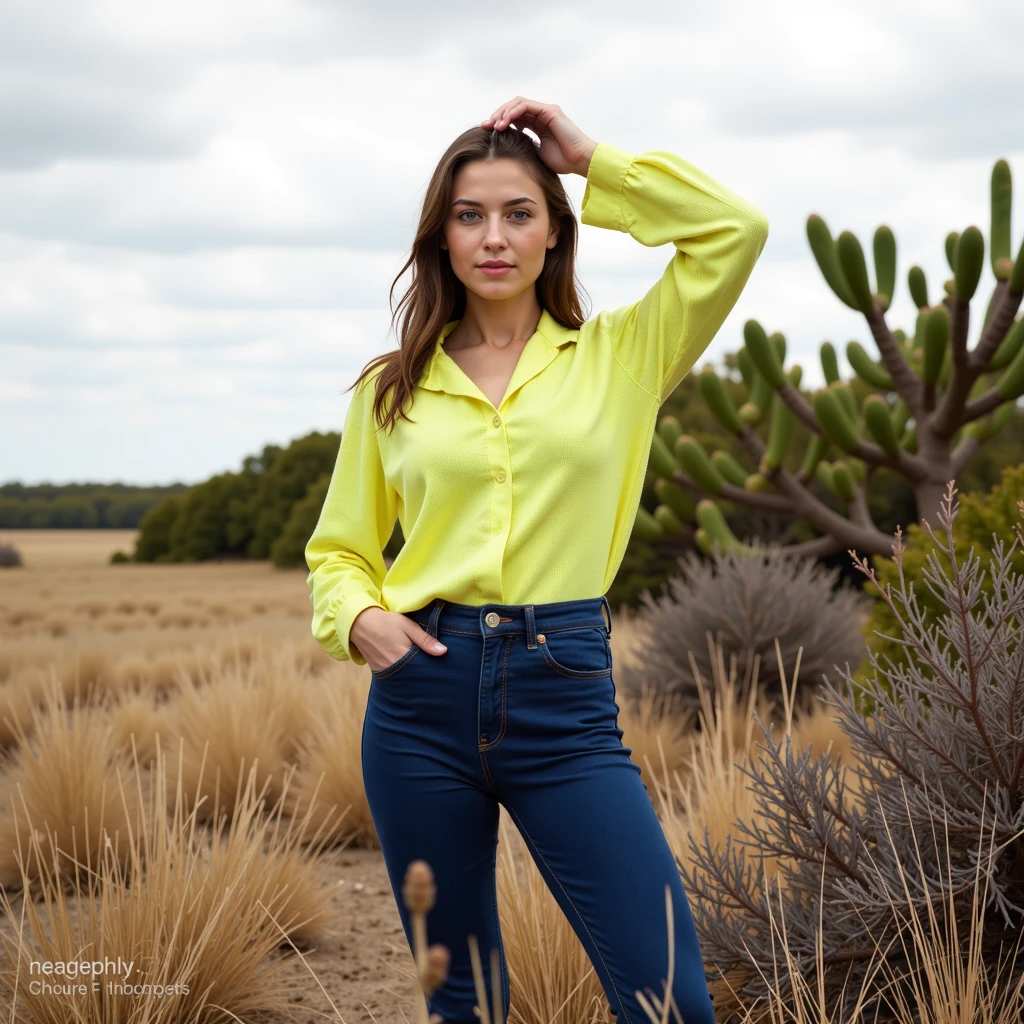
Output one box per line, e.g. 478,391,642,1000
537,633,545,643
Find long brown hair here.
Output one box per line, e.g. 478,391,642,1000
348,124,591,436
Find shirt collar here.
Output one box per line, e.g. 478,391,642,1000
419,308,578,401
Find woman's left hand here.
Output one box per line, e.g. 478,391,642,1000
481,98,598,177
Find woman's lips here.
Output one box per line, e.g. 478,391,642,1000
479,265,513,276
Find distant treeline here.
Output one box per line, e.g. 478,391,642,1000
0,434,403,569
0,483,190,529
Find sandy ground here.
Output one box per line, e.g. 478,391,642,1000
295,843,428,1024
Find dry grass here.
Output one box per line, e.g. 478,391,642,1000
0,529,1017,1023
0,750,336,1023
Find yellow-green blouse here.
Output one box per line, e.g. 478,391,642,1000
306,140,769,664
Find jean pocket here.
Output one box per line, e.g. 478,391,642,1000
372,643,420,679
538,625,612,679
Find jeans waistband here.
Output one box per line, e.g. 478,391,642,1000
404,595,612,648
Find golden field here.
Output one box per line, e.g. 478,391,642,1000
0,529,1015,1024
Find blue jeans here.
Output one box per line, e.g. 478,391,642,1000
360,596,716,1024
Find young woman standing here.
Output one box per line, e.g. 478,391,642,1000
306,97,769,1024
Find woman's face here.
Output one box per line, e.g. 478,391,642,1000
441,157,559,302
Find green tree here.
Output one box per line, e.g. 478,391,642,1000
134,495,183,562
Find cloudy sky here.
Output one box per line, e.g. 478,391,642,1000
3,0,1022,486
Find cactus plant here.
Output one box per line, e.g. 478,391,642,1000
639,157,1024,560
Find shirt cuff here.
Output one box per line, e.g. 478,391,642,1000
580,141,635,233
334,593,387,666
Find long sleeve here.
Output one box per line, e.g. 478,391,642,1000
580,141,769,403
304,370,397,665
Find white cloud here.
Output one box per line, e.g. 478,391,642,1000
1,0,1022,483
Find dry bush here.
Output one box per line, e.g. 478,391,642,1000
0,679,147,892
287,673,379,849
677,485,1024,1020
617,544,872,716
0,751,335,1023
162,640,317,823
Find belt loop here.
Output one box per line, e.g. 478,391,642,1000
600,595,612,636
427,598,445,637
524,605,537,649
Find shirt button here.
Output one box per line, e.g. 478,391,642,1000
485,611,500,627
492,415,501,426
496,470,506,482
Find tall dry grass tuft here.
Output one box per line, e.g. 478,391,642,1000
164,638,317,823
103,690,167,767
636,636,855,1022
287,674,379,848
0,677,146,892
0,744,335,1023
866,784,1024,1024
50,649,123,703
633,789,1024,1024
0,682,44,751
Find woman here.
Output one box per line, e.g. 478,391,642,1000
306,97,769,1024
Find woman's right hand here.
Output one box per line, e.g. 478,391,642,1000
350,606,447,674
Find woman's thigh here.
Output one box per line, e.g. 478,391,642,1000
360,616,509,1024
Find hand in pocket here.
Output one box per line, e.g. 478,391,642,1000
351,607,447,674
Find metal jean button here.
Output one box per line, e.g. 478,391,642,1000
485,611,500,627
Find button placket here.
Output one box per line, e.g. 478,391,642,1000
480,405,513,597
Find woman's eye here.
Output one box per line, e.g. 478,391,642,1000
458,210,530,222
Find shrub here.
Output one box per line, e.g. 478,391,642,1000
680,483,1024,1019
617,543,872,715
269,472,330,569
858,462,1024,688
0,543,22,568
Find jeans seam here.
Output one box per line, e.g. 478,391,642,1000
491,834,510,1018
479,636,512,751
478,750,494,790
373,645,420,678
504,804,633,1024
538,627,614,679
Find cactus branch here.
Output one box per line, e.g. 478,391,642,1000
770,464,893,555
969,277,1023,370
931,296,975,436
949,434,983,477
767,534,847,558
670,468,791,512
958,387,1008,425
970,278,1019,370
864,305,922,411
933,282,1023,435
738,425,895,555
772,381,927,479
774,382,822,434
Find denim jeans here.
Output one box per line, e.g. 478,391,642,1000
360,596,716,1024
